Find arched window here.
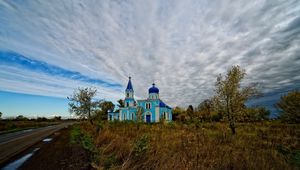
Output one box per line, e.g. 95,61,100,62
131,113,134,120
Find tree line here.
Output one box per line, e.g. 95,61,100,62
67,65,300,134
173,65,299,134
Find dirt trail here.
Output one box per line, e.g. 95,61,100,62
20,128,93,170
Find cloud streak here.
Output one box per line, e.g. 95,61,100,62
0,51,122,88
0,0,300,112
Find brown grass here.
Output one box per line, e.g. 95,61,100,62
80,121,300,170
0,120,59,134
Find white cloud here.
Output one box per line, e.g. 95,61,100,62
0,0,300,108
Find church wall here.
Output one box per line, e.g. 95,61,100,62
137,100,159,122
155,107,160,122
159,107,172,121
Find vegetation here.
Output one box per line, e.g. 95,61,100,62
78,121,299,170
136,106,144,123
276,90,300,123
0,118,60,134
172,106,185,121
186,105,194,120
69,65,299,169
98,101,115,120
240,106,270,122
15,115,29,121
68,87,102,125
117,99,125,107
213,65,260,134
197,99,214,122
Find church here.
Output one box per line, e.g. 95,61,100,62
108,77,172,123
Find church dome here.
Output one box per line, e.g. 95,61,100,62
149,83,159,94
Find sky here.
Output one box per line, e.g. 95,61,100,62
0,0,300,118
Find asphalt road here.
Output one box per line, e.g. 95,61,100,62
0,122,74,165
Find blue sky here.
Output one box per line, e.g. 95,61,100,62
0,0,300,118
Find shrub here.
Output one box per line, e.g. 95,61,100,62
133,134,150,157
276,90,300,123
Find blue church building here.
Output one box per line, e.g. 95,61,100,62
108,77,172,123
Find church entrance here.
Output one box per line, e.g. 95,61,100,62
146,115,151,123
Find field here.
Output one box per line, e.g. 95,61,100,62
73,121,300,170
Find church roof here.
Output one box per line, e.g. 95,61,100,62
148,83,159,93
126,77,133,91
159,100,171,109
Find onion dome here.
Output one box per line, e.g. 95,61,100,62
148,83,159,94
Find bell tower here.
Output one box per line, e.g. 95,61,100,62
124,76,135,107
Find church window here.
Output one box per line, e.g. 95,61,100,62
131,113,134,120
163,112,168,120
126,93,129,98
146,103,151,109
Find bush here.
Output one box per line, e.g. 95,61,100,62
70,124,98,163
70,125,82,144
15,115,29,121
276,90,300,123
133,134,150,157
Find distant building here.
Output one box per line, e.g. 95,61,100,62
108,77,172,123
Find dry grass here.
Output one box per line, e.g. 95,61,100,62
0,120,59,134
80,121,300,170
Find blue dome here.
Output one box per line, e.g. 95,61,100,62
148,83,159,93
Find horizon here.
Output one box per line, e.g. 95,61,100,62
1,0,300,118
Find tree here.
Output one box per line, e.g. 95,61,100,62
0,112,2,119
256,107,270,121
99,101,115,120
197,99,213,122
136,106,144,122
276,90,300,123
37,117,48,121
117,99,125,107
52,116,62,121
172,106,185,121
241,106,270,122
15,115,28,121
186,105,194,120
68,87,101,125
213,65,260,134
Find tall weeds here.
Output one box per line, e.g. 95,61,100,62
79,121,299,170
